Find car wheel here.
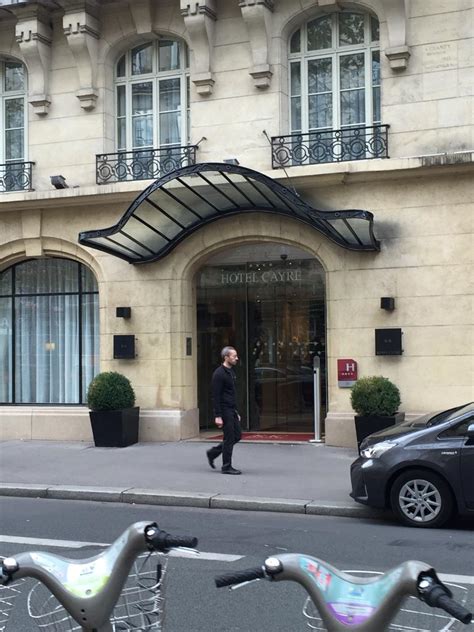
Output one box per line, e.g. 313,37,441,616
390,469,454,528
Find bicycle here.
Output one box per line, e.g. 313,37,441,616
215,553,473,631
0,521,198,632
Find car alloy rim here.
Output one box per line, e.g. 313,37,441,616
398,479,442,522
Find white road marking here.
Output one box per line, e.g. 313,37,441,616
0,534,242,562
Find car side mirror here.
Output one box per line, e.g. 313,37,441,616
467,423,474,439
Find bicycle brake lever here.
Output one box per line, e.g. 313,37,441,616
229,578,263,591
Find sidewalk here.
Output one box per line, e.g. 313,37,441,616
0,439,385,519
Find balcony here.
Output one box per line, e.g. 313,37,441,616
271,124,389,169
0,161,34,192
96,145,198,185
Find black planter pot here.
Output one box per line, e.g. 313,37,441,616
355,412,405,451
89,407,140,447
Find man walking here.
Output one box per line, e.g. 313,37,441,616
206,346,242,475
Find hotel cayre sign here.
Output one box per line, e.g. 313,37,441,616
199,260,325,289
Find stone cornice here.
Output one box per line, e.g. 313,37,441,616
382,0,410,70
239,0,274,89
180,0,216,96
62,1,101,109
15,3,53,115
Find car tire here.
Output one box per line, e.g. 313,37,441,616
390,469,454,528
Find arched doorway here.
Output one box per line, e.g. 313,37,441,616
196,243,326,433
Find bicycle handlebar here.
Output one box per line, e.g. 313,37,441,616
215,554,472,632
0,521,198,632
215,566,266,588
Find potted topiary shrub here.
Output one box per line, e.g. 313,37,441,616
350,376,404,450
86,371,139,447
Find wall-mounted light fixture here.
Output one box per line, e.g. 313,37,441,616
380,297,395,311
116,307,131,319
50,175,68,189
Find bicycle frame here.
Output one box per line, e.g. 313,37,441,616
216,553,472,631
0,521,197,632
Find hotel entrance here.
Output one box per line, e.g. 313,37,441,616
196,244,326,433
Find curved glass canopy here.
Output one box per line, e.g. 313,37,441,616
78,163,379,264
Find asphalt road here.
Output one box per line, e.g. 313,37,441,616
0,497,473,631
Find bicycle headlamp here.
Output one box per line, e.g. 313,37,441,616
360,440,397,459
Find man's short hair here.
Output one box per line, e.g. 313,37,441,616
221,346,235,361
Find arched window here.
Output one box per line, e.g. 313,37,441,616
0,59,29,191
0,259,99,404
109,39,191,181
286,12,384,164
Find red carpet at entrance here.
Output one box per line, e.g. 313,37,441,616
207,432,314,442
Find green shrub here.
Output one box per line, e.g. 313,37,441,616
86,372,136,411
350,376,401,416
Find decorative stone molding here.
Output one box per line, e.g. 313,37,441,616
21,209,43,257
61,0,100,110
129,0,153,35
15,4,52,115
239,0,274,89
382,0,410,70
180,0,216,96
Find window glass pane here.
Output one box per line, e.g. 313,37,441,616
5,129,24,160
5,62,24,91
131,43,153,75
81,265,98,292
132,82,153,114
290,29,301,53
133,116,153,147
160,112,180,145
341,89,365,125
0,268,12,295
117,54,126,77
159,78,180,111
290,62,300,96
0,297,12,403
372,50,380,85
307,16,332,50
15,295,79,404
5,97,24,128
373,86,380,122
82,293,99,402
15,259,79,294
159,40,180,72
339,13,365,46
291,97,301,132
117,119,126,150
371,16,380,42
340,53,365,89
308,58,332,93
309,94,332,129
117,85,126,117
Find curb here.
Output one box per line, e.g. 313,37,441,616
0,483,389,520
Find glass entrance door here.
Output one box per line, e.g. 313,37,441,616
196,246,326,433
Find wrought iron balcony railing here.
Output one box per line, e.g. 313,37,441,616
96,145,198,184
271,124,389,169
0,161,34,192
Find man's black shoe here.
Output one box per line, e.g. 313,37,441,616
221,466,241,475
206,449,216,469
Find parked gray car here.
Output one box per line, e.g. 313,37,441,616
350,402,474,528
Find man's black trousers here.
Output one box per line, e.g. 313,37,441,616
208,408,241,469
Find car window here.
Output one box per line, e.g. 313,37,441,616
439,416,474,438
427,402,474,427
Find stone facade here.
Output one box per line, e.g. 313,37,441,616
0,0,472,446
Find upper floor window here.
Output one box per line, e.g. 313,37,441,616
0,59,26,164
289,12,380,135
115,39,190,152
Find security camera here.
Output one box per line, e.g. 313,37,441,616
280,253,288,260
